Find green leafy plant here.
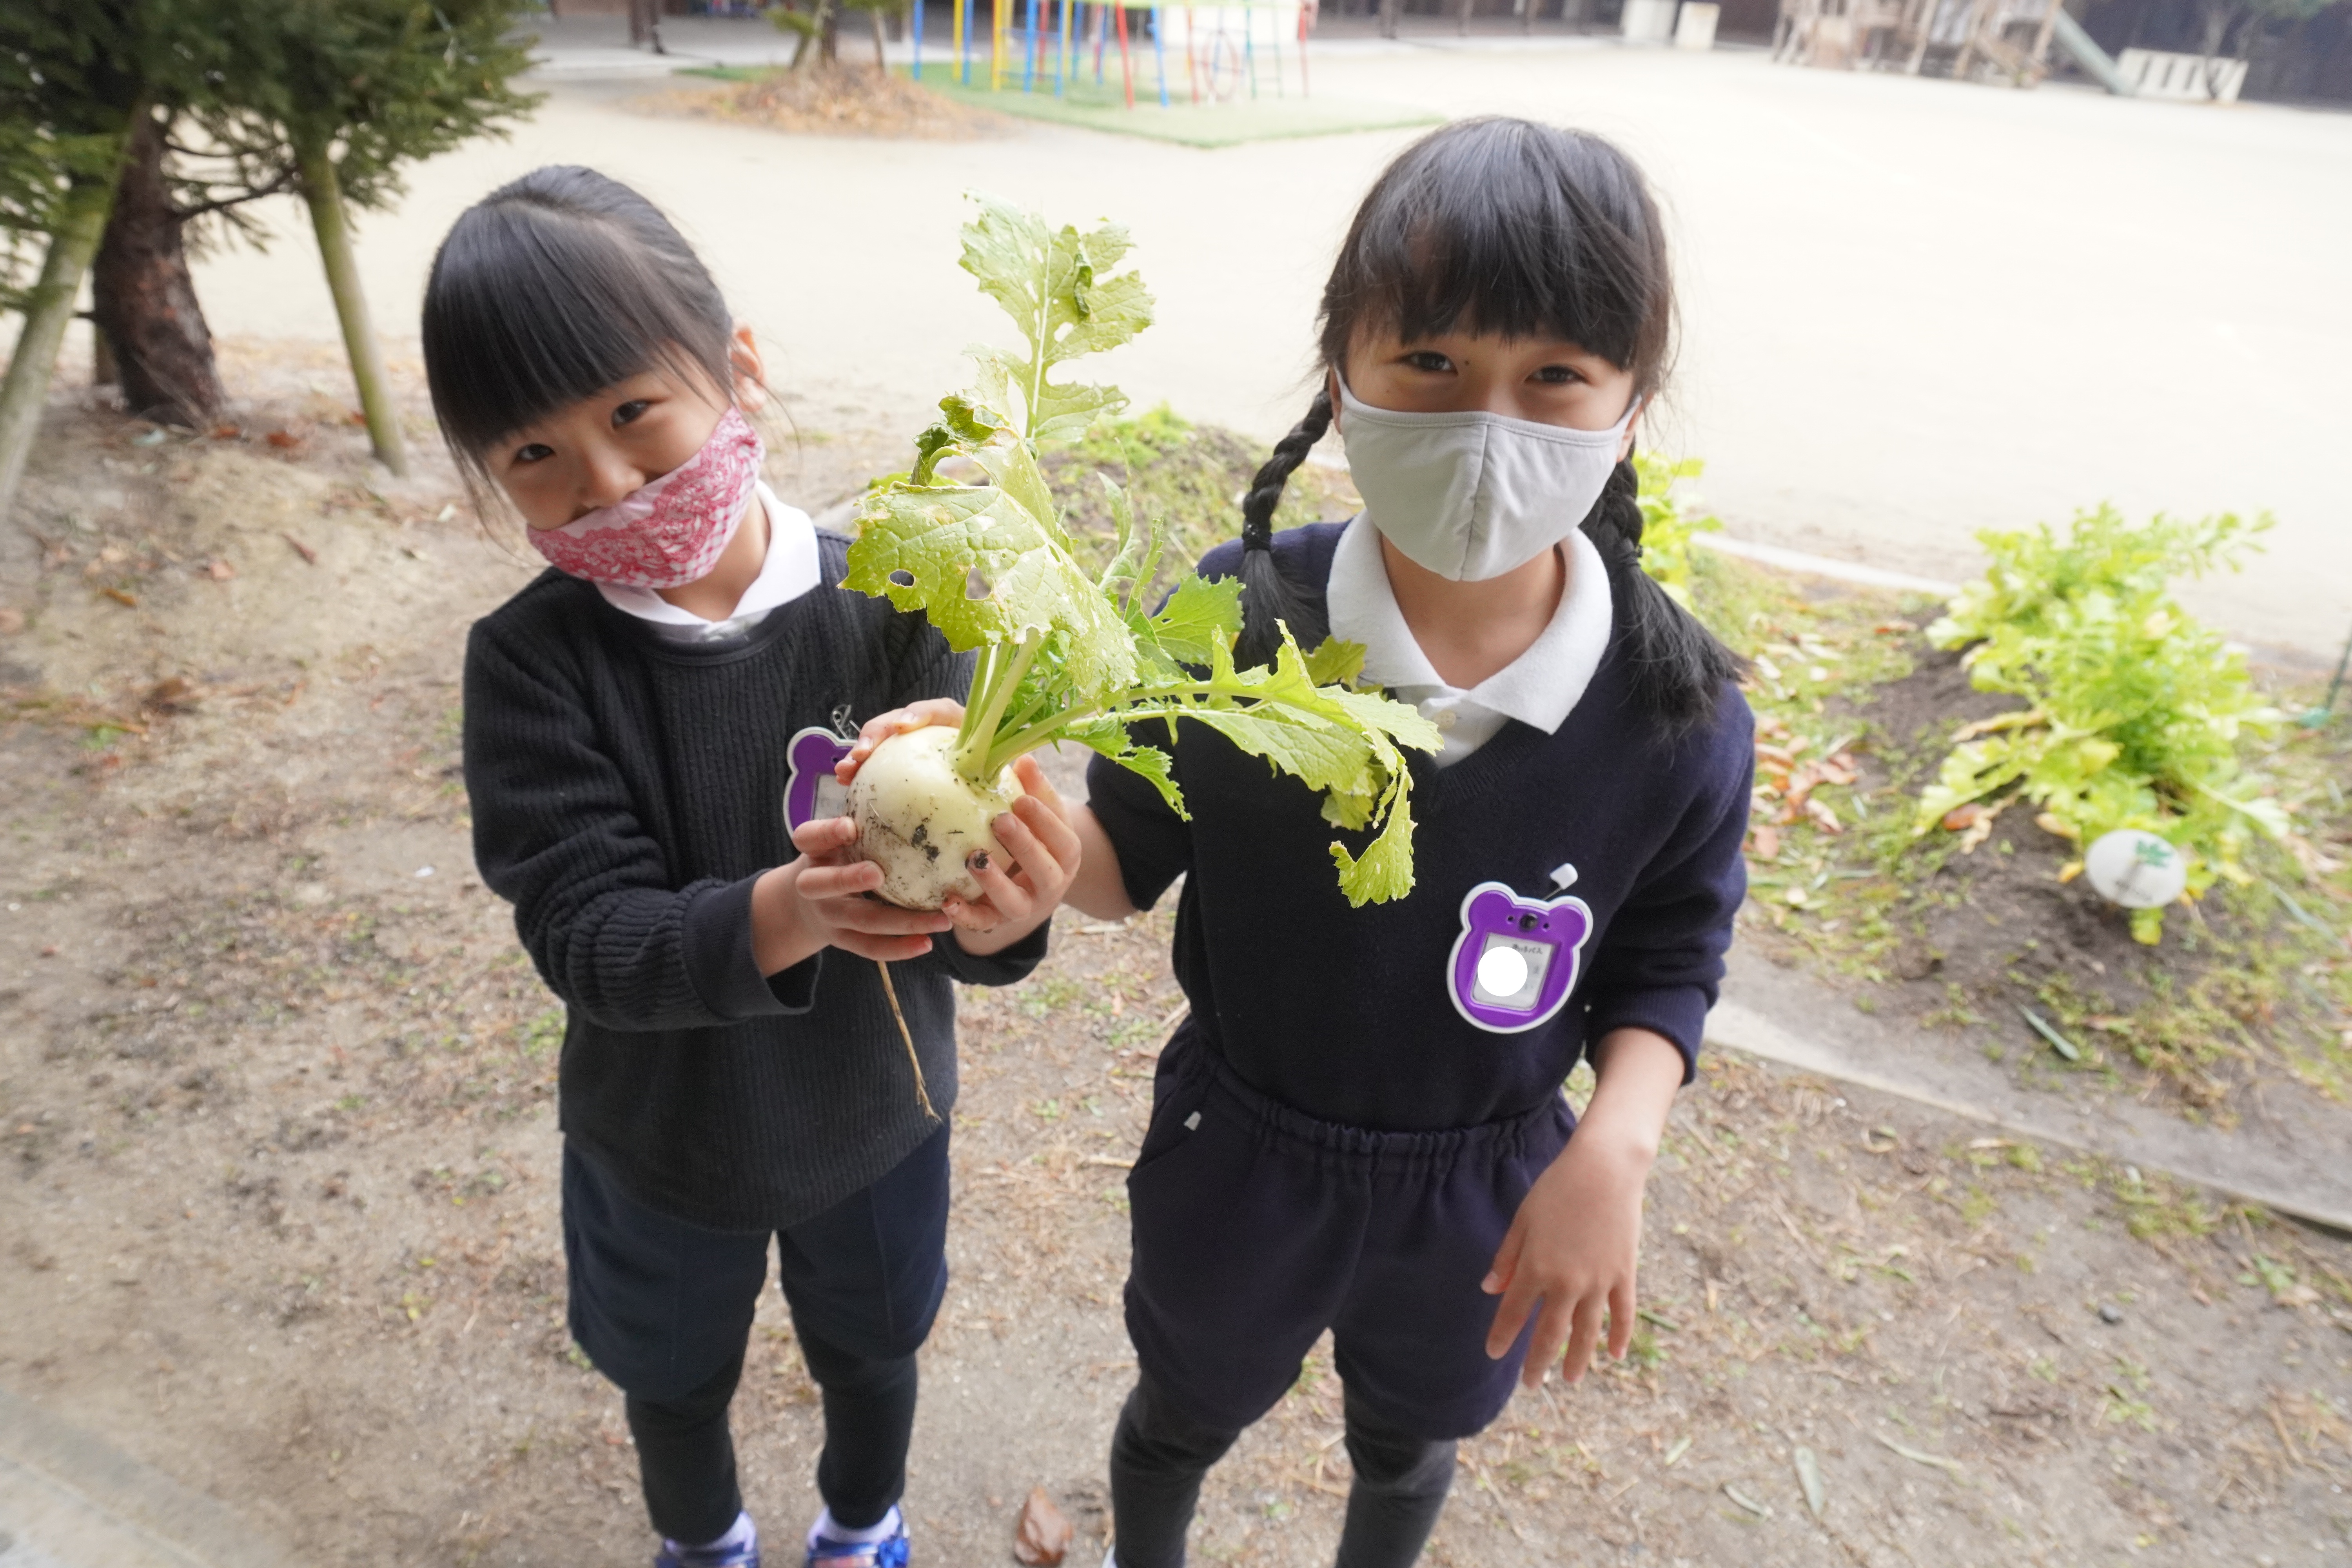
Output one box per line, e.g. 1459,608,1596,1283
1633,451,1724,608
844,197,1439,911
1914,505,2287,942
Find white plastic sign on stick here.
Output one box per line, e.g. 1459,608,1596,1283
2083,828,2187,909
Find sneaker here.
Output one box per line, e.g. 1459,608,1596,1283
656,1512,760,1568
803,1507,909,1568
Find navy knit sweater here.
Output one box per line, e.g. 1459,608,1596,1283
1085,524,1752,1132
463,534,1046,1231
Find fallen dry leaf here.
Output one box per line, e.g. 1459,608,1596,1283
205,559,236,581
209,424,241,440
0,607,23,635
1940,803,1984,833
100,587,139,608
1750,824,1781,862
142,677,197,714
265,429,305,449
1013,1487,1074,1567
283,534,319,565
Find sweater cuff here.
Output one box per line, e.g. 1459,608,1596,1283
1584,985,1710,1085
934,915,1052,987
682,874,803,1020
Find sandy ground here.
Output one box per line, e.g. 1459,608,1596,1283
2,350,2350,1566
139,43,2352,655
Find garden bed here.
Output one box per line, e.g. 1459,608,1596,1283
1695,550,2352,1125
644,63,1009,139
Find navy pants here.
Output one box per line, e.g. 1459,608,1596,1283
1114,1029,1573,1566
562,1129,951,1545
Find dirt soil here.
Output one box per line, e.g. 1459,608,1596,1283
1739,613,2352,1122
4,356,2351,1568
638,66,1009,140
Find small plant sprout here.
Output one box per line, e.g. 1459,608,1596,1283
845,197,1439,911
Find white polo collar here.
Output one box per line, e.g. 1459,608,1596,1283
1324,513,1613,739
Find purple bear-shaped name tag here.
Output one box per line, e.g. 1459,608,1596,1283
1446,880,1593,1034
784,726,855,833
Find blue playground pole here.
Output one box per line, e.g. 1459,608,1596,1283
1095,2,1109,80
914,0,926,78
1243,3,1257,98
960,0,973,82
1151,5,1169,105
1023,0,1039,90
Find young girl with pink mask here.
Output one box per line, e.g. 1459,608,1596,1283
424,166,1082,1568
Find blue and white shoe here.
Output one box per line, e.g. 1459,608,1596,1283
804,1506,910,1568
657,1510,760,1568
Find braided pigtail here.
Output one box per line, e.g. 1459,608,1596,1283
1581,454,1744,735
1232,389,1335,669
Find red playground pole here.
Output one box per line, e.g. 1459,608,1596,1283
1298,0,1310,95
1115,4,1135,108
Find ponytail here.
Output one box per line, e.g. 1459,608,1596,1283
1581,454,1744,735
1233,389,1334,669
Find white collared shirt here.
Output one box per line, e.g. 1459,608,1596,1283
1324,514,1614,767
596,483,822,643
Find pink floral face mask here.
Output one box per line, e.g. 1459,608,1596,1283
527,407,764,588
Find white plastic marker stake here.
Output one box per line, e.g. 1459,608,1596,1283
2082,829,2187,909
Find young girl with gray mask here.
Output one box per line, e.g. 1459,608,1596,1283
1058,116,1751,1566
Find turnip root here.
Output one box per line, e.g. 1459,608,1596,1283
849,724,1026,910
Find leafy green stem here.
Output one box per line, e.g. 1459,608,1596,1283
980,679,1357,780
956,630,1041,784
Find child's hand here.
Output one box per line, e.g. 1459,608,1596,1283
835,699,965,786
938,754,1082,949
758,816,955,967
1481,1123,1652,1387
1481,1028,1684,1387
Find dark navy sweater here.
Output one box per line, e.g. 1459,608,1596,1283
1085,524,1752,1132
463,533,1046,1231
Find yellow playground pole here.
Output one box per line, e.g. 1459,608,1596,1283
992,0,1006,89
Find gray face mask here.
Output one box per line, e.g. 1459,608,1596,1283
1336,379,1638,582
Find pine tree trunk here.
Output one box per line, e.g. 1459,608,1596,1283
92,111,225,428
0,178,119,528
296,138,407,476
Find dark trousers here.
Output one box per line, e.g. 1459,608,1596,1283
1110,1371,1455,1568
562,1129,951,1545
1112,1029,1573,1566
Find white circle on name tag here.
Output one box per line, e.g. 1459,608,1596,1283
1476,946,1529,998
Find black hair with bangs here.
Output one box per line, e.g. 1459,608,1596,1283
1234,117,1739,734
421,165,735,488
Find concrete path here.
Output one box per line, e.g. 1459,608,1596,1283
168,36,2350,653
1713,947,2352,1234
0,1387,289,1568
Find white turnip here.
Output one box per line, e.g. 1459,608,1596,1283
848,723,1025,911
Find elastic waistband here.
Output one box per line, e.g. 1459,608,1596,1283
1173,1027,1573,1178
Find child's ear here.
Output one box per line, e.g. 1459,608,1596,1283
1617,394,1644,462
730,322,768,413
1325,366,1343,433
